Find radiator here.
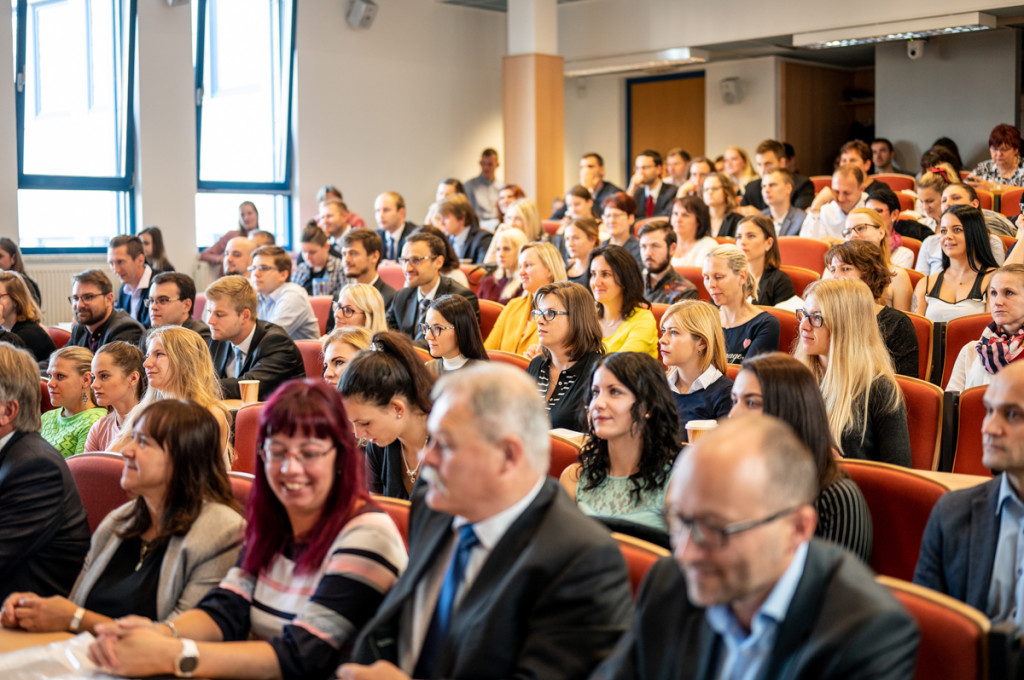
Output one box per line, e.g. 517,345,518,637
23,256,112,326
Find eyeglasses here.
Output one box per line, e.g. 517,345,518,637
841,224,879,238
419,323,454,338
332,301,362,318
145,297,181,308
260,441,334,466
247,265,278,274
68,293,104,304
795,309,825,328
531,308,570,323
397,256,434,266
667,505,801,550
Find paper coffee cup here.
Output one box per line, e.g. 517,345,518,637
238,380,260,404
686,419,718,444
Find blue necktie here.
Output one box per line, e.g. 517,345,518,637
414,524,479,678
234,347,245,378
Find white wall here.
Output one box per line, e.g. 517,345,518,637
563,73,630,190
876,29,1020,172
703,57,778,159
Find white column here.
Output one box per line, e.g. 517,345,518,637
507,0,557,56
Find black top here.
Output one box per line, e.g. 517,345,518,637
839,377,911,467
365,440,410,501
23,275,41,306
671,373,733,435
754,267,796,306
527,351,601,432
83,535,166,620
928,267,993,302
876,306,919,378
893,219,933,241
722,311,780,364
11,319,57,364
715,212,744,238
815,476,873,563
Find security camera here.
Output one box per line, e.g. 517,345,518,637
907,39,926,60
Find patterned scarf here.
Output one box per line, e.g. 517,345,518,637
976,321,1024,374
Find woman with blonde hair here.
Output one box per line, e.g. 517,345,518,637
486,241,567,355
332,283,388,335
723,146,758,194
658,300,733,434
703,244,780,363
321,326,372,386
701,172,743,237
477,227,528,303
0,270,55,363
842,208,913,310
794,278,911,466
42,346,106,457
484,198,542,264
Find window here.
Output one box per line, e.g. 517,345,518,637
12,0,136,251
193,0,294,249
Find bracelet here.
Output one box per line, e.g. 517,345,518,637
69,607,85,632
163,619,180,638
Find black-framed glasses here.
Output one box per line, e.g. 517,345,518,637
260,440,334,466
795,309,825,328
68,293,104,304
332,301,361,318
531,308,569,323
145,297,181,308
667,505,802,550
419,323,454,338
398,256,434,266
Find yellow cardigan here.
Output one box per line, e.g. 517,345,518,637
602,307,659,358
484,295,537,355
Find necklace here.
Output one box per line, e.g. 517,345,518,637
135,540,151,572
401,438,427,482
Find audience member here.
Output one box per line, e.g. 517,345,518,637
319,198,351,252
865,186,933,242
423,294,487,377
801,165,867,240
560,352,678,533
435,178,466,203
826,241,919,377
497,183,526,224
724,146,758,193
630,150,676,219
558,185,595,227
0,342,89,601
564,216,600,286
249,230,275,248
590,244,658,358
332,282,388,336
88,380,407,680
138,226,174,272
669,195,716,267
3,400,244,634
339,331,434,500
320,326,371,386
794,279,911,466
0,237,41,304
592,415,918,680
944,181,1018,238
703,245,780,363
317,184,367,229
414,224,471,287
526,282,604,432
340,363,632,680
702,172,743,238
437,194,492,263
485,242,566,355
742,139,815,212
221,236,256,277
477,227,528,303
376,192,416,262
915,163,955,231
915,174,1006,274
0,270,55,363
199,200,259,265
249,245,320,341
501,197,543,243
551,152,622,220
69,269,144,350
340,228,396,310
731,353,873,561
871,137,909,175
839,139,888,194
638,220,697,303
674,156,713,198
41,346,106,457
665,147,691,187
144,271,211,344
601,192,643,269
85,341,145,452
842,208,914,309
293,224,344,298
759,167,807,236
660,300,733,433
205,275,305,401
736,214,795,305
109,235,155,326
464,148,501,225
965,123,1024,192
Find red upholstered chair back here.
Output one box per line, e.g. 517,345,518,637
942,314,991,389
673,266,710,302
905,312,933,382
549,433,581,479
372,494,410,549
486,349,530,371
229,471,254,509
542,220,561,237
377,264,405,290
309,296,332,336
295,340,324,380
414,346,432,363
459,264,488,294
1000,187,1024,218
953,386,992,477
901,237,922,263
810,175,831,193
895,375,943,471
40,379,52,413
613,533,670,598
66,452,131,533
46,326,71,349
878,576,990,680
777,237,829,275
974,189,994,211
897,193,915,211
232,402,265,474
725,364,741,380
650,302,669,329
755,305,799,353
903,266,924,290
778,265,819,298
478,299,504,340
839,460,949,580
869,174,916,192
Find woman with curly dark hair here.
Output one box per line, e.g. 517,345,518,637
559,352,679,532
588,243,658,358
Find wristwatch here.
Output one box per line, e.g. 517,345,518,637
173,638,199,678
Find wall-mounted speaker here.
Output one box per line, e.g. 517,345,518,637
347,0,378,29
719,77,741,105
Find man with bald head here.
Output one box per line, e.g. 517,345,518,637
916,361,1024,626
340,363,632,680
594,415,918,680
222,236,256,276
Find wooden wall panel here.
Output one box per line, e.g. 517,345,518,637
629,75,705,168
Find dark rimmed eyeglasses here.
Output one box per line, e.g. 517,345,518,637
667,505,802,550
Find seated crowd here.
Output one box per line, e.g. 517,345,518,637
2,130,1024,677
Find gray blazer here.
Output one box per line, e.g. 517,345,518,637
70,500,245,620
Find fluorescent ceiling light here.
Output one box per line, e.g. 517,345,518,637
564,47,708,78
793,12,996,49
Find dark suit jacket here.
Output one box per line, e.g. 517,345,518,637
116,279,152,326
593,539,919,680
386,276,479,341
550,181,623,220
0,431,90,601
913,476,1000,613
459,225,493,264
140,317,212,350
209,320,305,400
351,479,634,679
378,222,417,262
742,174,815,211
69,309,145,350
631,182,677,219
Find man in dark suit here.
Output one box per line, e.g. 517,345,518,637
386,232,478,342
550,152,622,220
914,362,1024,624
629,150,676,219
327,228,397,334
594,415,918,680
141,271,211,346
438,195,492,264
204,275,305,401
375,191,416,262
339,364,633,680
108,234,156,326
69,269,145,351
0,342,89,602
742,139,815,211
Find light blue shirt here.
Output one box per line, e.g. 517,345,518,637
256,281,320,340
987,473,1024,626
451,227,470,260
706,541,810,680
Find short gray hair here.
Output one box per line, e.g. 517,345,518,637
0,342,42,431
432,363,550,475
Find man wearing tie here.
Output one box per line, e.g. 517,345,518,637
629,150,676,219
375,192,416,262
338,363,633,680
